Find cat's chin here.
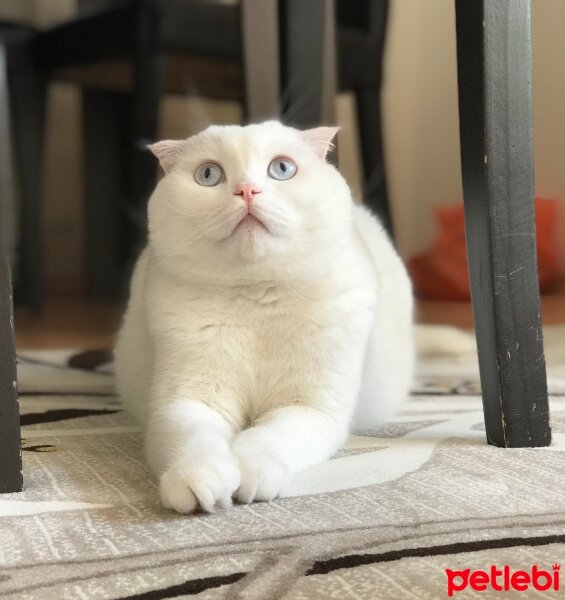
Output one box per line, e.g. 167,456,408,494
229,233,287,265
230,213,270,236
219,213,277,261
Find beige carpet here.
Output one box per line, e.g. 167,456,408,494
1,341,565,599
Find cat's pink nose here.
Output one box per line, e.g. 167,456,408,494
234,182,261,204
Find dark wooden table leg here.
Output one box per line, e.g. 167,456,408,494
240,0,280,121
455,0,551,447
84,2,164,300
0,242,22,494
0,43,22,493
83,90,127,299
125,0,165,270
8,39,46,312
0,44,17,278
281,0,336,127
356,88,393,236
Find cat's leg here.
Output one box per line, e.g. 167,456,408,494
146,399,241,514
232,405,350,503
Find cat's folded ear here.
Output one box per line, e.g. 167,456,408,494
299,126,340,160
148,140,186,173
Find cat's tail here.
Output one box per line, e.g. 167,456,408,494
415,324,477,357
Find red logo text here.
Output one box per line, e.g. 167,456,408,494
446,564,560,596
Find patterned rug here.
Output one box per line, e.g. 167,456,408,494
2,332,565,599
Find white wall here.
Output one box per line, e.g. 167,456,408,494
382,0,565,267
382,0,461,259
532,0,565,272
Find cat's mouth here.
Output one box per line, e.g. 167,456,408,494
232,212,269,235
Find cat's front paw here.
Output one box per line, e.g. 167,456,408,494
235,454,291,504
159,457,240,514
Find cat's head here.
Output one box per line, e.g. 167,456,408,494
147,121,353,282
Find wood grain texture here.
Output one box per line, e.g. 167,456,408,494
455,0,551,447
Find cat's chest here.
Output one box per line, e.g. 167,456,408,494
173,284,322,336
150,277,369,352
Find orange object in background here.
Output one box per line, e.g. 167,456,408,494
408,198,559,301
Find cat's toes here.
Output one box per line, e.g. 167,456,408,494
160,469,199,514
235,455,290,504
159,458,241,514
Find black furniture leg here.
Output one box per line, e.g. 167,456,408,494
82,90,127,299
0,44,22,492
455,0,551,447
281,0,336,127
0,248,22,493
125,0,165,274
0,44,17,275
240,0,280,121
9,40,46,312
355,88,393,237
84,2,164,299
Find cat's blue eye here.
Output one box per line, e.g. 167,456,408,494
268,157,297,181
195,162,224,186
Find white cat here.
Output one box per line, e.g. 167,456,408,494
114,121,414,514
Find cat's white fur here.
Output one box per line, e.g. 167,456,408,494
114,121,414,514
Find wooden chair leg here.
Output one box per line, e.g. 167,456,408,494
0,255,20,493
83,3,164,300
0,246,22,494
455,0,551,447
280,0,337,127
0,44,22,493
8,39,46,312
126,2,165,260
0,45,17,274
82,90,127,299
355,88,393,237
240,0,280,122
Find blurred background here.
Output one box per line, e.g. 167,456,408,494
1,0,564,350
